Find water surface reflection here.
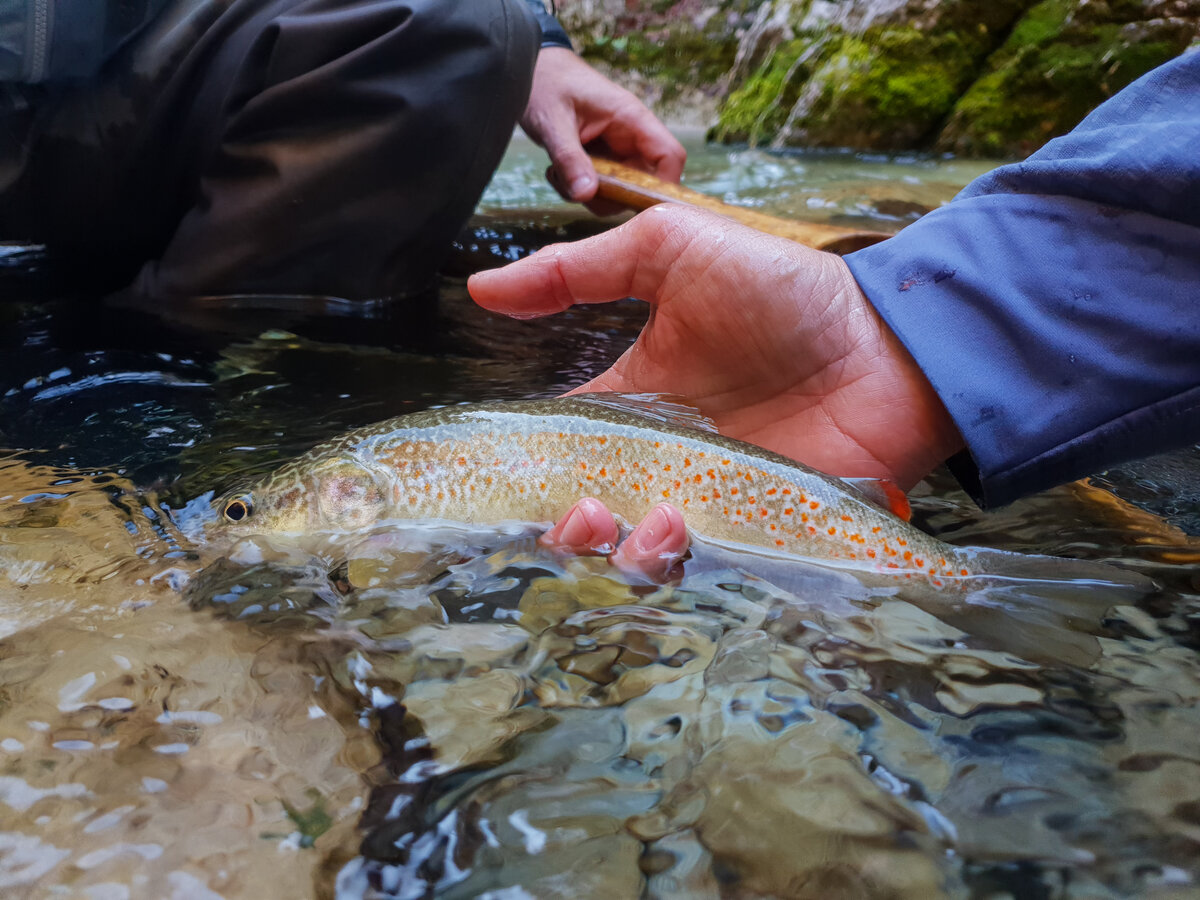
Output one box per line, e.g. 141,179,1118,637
1,141,1198,899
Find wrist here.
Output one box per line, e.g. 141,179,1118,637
827,255,965,488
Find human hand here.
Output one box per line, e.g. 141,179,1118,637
540,498,689,582
468,205,965,489
520,47,686,215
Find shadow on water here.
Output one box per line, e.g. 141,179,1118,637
2,140,1200,899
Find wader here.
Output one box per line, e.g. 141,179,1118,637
0,0,540,300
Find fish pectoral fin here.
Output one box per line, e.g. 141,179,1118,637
571,392,720,434
839,476,912,521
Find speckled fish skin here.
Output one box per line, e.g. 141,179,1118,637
211,395,980,587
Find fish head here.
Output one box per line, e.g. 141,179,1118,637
210,455,387,540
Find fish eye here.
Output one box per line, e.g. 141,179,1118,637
222,496,253,523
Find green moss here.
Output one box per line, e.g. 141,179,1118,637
711,39,810,144
744,27,992,150
581,28,740,103
937,0,1192,156
281,790,333,849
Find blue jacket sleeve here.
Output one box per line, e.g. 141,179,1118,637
843,51,1200,508
523,0,572,50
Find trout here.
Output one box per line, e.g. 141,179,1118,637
206,395,1139,591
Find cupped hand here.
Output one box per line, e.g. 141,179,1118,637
540,498,689,582
468,205,964,489
520,47,686,214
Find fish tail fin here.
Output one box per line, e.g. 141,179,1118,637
964,548,1157,599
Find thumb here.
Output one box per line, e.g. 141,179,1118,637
539,124,598,202
468,205,703,318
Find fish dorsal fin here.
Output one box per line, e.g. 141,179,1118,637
571,392,720,434
839,476,912,521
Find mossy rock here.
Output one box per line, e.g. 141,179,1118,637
581,28,742,102
711,0,1040,150
936,0,1195,157
710,37,813,145
779,28,986,150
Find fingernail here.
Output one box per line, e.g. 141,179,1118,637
555,504,590,546
569,176,593,199
632,505,672,555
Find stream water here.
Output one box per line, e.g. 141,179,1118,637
1,135,1198,900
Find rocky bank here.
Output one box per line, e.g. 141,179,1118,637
557,0,1200,157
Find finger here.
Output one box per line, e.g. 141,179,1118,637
539,497,619,555
538,121,599,202
628,114,687,183
468,204,704,317
609,503,689,582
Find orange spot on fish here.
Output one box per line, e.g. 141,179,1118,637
775,539,785,547
871,526,881,533
662,490,670,498
782,488,791,496
721,459,731,466
655,441,661,448
700,495,708,502
730,487,739,496
598,436,607,444
599,468,607,477
809,500,819,510
841,515,852,522
903,550,912,561
694,474,703,483
933,579,943,587
827,526,836,535
898,538,907,546
436,491,444,500
684,458,692,467
866,549,876,558
769,523,777,531
760,509,769,517
633,484,642,491
784,507,794,516
674,480,681,489
808,526,817,535
960,568,969,576
767,488,777,495
664,464,672,472
915,558,925,568
619,467,627,475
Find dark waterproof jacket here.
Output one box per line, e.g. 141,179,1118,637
0,0,567,83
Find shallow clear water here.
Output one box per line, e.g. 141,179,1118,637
1,137,1198,899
